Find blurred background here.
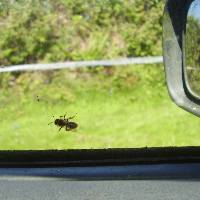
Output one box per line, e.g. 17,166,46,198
0,0,199,150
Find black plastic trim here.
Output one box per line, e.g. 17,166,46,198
1,147,200,167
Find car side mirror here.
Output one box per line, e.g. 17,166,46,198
163,0,200,117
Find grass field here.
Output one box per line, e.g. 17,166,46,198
0,64,200,150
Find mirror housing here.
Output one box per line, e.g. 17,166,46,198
163,0,200,117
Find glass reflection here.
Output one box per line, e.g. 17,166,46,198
186,0,200,97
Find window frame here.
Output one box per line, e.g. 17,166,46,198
1,147,200,168
1,147,200,179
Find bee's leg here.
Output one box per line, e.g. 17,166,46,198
60,113,67,119
59,127,63,131
68,113,77,120
48,116,55,125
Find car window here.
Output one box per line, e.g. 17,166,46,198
0,0,200,150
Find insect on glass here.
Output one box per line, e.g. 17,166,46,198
48,114,78,131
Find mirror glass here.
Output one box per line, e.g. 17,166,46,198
186,0,200,97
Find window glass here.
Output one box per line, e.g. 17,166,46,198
0,0,199,150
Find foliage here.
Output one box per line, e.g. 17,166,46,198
0,0,164,66
186,16,200,95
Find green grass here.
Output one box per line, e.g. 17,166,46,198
0,65,200,150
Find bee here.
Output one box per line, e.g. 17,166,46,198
48,113,78,131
